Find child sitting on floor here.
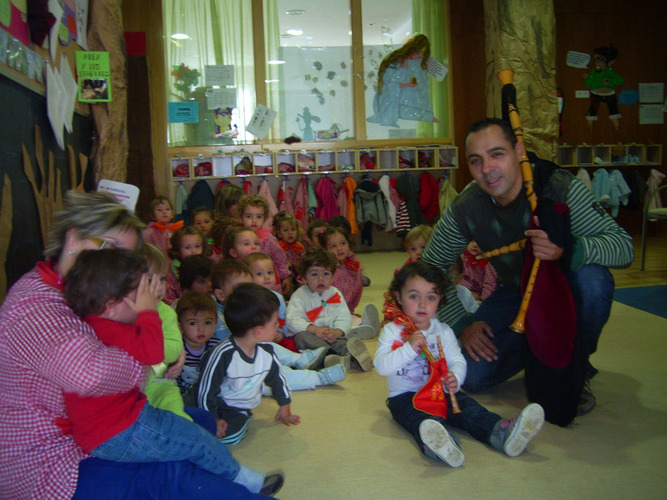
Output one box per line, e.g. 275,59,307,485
164,226,207,305
286,247,374,372
190,206,217,261
243,252,297,352
63,249,276,493
396,224,433,273
178,254,214,297
319,226,379,339
211,216,243,260
210,260,346,392
141,243,190,421
175,291,222,394
192,283,302,444
450,240,498,314
237,194,291,295
273,211,305,288
374,261,544,468
143,195,183,262
305,218,328,247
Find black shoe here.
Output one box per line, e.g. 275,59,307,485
259,473,284,497
577,378,596,416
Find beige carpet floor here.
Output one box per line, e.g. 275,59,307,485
233,250,667,499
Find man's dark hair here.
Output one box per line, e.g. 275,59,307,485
179,254,214,290
224,282,279,337
465,117,516,148
65,249,147,317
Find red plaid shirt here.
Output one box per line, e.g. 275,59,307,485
0,263,144,499
332,253,363,313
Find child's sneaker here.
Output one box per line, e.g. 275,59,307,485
348,324,376,340
492,403,545,457
324,354,351,370
346,337,373,372
361,303,380,336
419,419,465,468
294,346,328,370
317,364,347,385
259,472,284,497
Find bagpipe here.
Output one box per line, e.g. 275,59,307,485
487,70,584,426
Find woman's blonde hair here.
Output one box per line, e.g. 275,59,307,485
45,190,145,260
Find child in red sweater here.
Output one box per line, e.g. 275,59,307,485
63,248,276,494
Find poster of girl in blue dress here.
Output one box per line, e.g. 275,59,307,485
367,35,439,128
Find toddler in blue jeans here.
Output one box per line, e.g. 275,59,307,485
63,249,282,496
374,261,544,467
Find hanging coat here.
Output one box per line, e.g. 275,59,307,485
258,178,279,227
307,177,318,219
343,176,359,236
293,178,310,232
396,173,427,228
438,176,458,214
354,178,388,228
337,183,348,218
277,180,295,216
378,174,397,231
419,171,440,222
175,183,188,223
315,177,340,221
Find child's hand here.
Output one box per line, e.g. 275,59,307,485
164,349,186,379
323,329,343,343
407,332,426,353
273,331,285,343
275,405,301,426
443,372,459,394
215,418,228,438
127,273,161,313
281,277,292,296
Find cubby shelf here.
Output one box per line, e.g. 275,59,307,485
557,144,662,168
169,143,458,181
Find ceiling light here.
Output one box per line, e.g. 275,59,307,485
268,60,285,65
286,29,303,36
286,9,305,15
170,33,190,40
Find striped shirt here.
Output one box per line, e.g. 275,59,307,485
194,339,290,418
422,172,633,328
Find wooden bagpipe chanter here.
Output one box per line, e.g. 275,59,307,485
485,70,584,426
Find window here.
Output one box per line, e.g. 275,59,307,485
163,0,450,148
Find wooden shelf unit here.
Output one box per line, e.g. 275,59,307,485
169,141,458,181
557,144,662,168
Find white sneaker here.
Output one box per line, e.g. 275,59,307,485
317,364,347,385
419,419,465,468
348,324,376,340
500,403,545,457
294,346,328,370
360,303,380,336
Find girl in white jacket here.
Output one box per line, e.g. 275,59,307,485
374,261,545,467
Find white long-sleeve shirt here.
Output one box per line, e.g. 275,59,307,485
374,318,467,398
285,285,352,336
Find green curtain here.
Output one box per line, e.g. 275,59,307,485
164,0,256,146
412,0,449,138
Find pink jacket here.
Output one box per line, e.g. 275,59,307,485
293,178,310,232
315,177,340,221
258,178,279,227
